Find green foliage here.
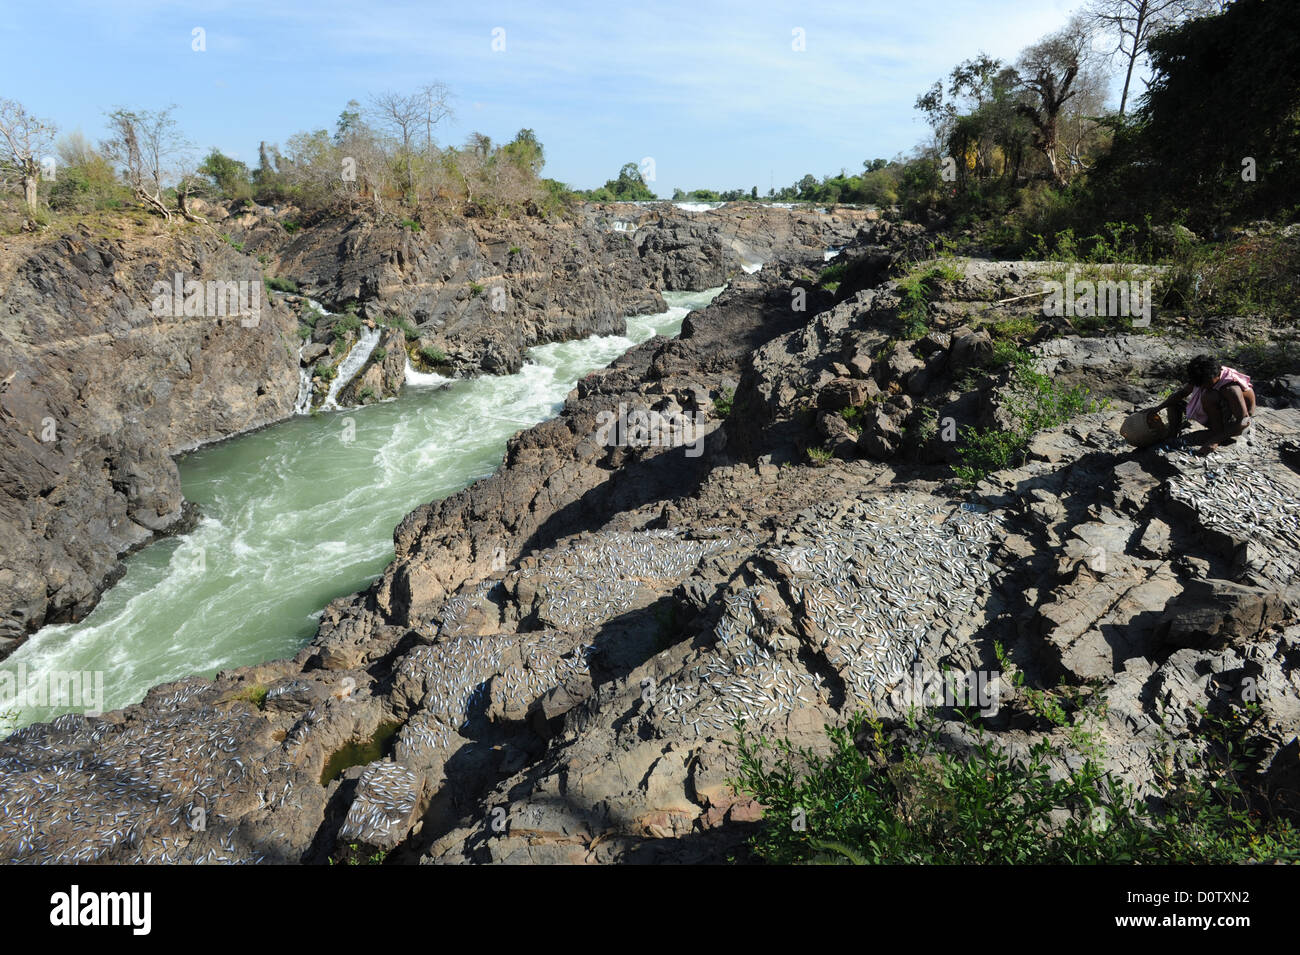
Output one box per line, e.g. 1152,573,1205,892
358,386,375,401
817,262,848,291
896,257,965,339
328,843,389,866
220,233,245,252
297,325,312,340
468,282,483,297
732,699,1300,865
806,446,833,466
45,154,129,213
508,245,522,255
1162,232,1300,322
584,162,656,201
264,276,298,294
953,347,1098,484
419,345,447,365
370,347,386,362
283,221,300,234
332,313,362,335
714,386,734,418
314,362,338,381
990,316,1037,341
1089,0,1300,232
385,315,419,341
398,218,421,232
199,149,253,201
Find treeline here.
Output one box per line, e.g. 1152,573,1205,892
908,0,1299,251
0,85,591,229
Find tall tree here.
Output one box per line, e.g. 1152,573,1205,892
1085,0,1217,116
1014,19,1100,186
0,98,56,214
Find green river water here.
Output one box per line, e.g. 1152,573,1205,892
1,288,722,732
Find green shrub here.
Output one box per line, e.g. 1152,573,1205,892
895,257,965,339
953,348,1099,484
733,698,1300,865
283,221,300,234
370,347,386,362
399,218,421,232
468,282,484,297
807,446,832,465
358,386,375,401
315,362,338,381
509,245,522,255
264,276,298,294
297,325,312,340
714,386,734,418
419,345,447,365
333,313,362,335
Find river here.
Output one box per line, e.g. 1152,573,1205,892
0,288,723,732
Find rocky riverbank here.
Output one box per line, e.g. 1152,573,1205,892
0,202,858,652
2,215,1298,864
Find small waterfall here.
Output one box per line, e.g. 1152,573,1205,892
741,260,763,274
322,325,382,410
824,247,843,262
404,357,453,388
293,347,313,415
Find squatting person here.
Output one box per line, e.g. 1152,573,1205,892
1146,355,1256,455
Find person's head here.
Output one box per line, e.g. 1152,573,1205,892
1186,355,1219,388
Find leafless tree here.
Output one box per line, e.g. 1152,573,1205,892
0,98,56,214
369,90,423,198
1085,0,1218,115
102,106,190,220
417,82,454,151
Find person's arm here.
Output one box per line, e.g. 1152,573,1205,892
1148,384,1192,425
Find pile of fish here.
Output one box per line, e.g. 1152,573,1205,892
1166,439,1300,586
653,493,1004,733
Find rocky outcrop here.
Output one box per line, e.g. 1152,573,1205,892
3,223,1297,866
0,227,299,649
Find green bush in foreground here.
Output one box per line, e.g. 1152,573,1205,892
732,698,1300,865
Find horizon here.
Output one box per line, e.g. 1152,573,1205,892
5,0,1092,194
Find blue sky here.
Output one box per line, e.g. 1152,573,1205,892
2,0,1087,193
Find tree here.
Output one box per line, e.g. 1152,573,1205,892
1085,0,1217,116
501,129,544,175
369,90,423,199
0,98,56,214
601,162,655,200
101,106,188,219
417,82,453,151
199,149,252,200
1014,19,1101,186
1091,0,1300,226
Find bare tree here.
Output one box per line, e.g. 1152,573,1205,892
102,106,189,220
1085,0,1218,115
369,90,422,199
417,82,453,151
0,98,56,214
1015,19,1100,186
